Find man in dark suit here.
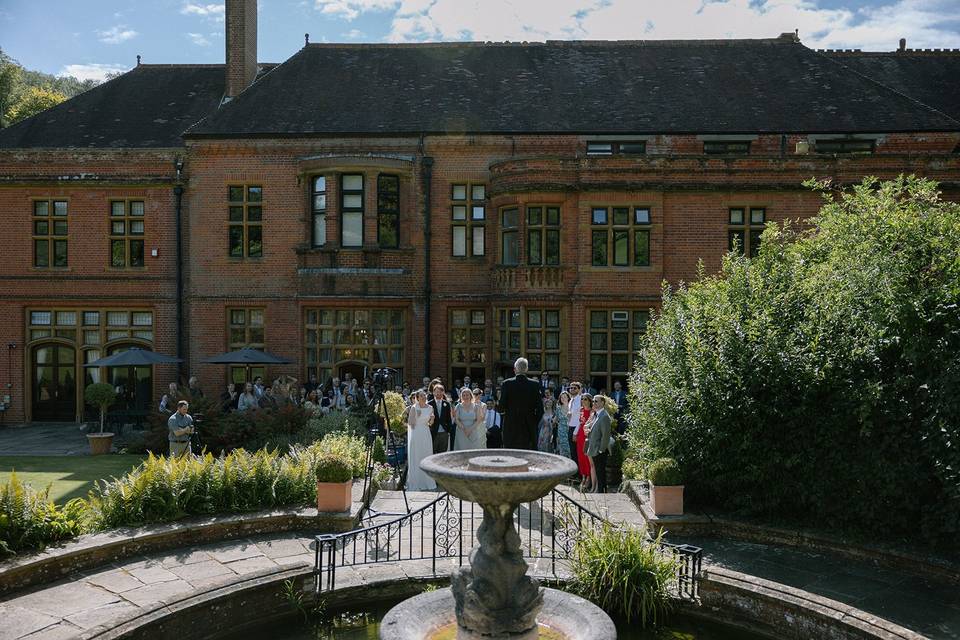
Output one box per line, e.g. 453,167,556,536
611,380,628,433
428,384,454,453
498,357,544,450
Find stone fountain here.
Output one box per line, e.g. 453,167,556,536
379,450,617,640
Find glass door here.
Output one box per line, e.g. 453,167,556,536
32,344,76,421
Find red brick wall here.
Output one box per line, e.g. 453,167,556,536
0,150,180,422
1,133,958,422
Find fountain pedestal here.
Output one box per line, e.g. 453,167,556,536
379,450,616,640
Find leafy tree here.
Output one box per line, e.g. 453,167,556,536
0,47,102,128
0,50,21,128
6,86,67,124
627,176,960,546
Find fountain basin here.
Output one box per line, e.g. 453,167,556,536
420,449,577,505
379,588,616,640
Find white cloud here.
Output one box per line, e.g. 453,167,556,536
312,0,957,50
315,0,399,21
343,28,367,38
181,3,226,22
59,63,129,83
96,25,138,44
187,32,212,46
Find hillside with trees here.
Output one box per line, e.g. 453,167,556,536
0,48,106,128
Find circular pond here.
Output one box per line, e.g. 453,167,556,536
224,596,772,640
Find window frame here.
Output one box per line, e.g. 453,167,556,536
590,206,652,268
500,207,520,266
32,199,68,269
377,174,400,249
814,138,875,154
587,308,650,392
451,182,486,258
586,140,646,156
109,199,146,269
728,206,766,257
495,306,563,375
340,174,365,248
304,307,406,385
311,175,327,248
450,308,488,382
703,140,751,155
227,185,263,259
525,205,561,266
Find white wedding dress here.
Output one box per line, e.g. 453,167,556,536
406,404,437,491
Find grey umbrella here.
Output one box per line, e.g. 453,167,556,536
204,347,291,365
83,347,182,367
204,347,292,383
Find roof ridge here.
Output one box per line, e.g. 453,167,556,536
303,36,799,49
821,48,960,55
813,49,960,128
135,63,281,69
180,50,303,138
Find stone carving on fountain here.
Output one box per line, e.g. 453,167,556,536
380,450,617,640
452,502,543,635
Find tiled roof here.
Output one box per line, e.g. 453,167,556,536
0,65,227,149
823,50,960,122
2,39,957,150
186,37,959,137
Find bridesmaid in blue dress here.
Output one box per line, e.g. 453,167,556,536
453,388,486,450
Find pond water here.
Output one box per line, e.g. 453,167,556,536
231,596,769,640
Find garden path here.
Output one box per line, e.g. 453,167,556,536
0,423,89,456
0,487,954,639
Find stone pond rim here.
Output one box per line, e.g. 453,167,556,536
420,450,578,505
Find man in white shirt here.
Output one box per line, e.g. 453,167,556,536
566,381,583,465
484,398,502,448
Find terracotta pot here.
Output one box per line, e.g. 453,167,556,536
316,480,352,512
87,433,115,456
650,483,684,516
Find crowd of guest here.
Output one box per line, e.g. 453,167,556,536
158,368,629,494
393,371,629,493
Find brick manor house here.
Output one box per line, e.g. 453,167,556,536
1,0,958,423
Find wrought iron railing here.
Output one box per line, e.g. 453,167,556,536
314,489,703,600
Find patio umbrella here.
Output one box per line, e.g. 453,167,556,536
83,347,182,367
204,347,291,365
204,347,292,383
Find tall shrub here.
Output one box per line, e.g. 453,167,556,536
627,176,960,544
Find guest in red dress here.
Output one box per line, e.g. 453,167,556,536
576,393,593,490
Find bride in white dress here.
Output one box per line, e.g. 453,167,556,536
405,389,437,491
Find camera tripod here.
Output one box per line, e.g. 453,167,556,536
358,383,410,521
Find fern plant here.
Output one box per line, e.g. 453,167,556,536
0,472,87,557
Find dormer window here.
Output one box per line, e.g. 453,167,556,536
586,141,646,156
704,141,751,154
814,138,875,154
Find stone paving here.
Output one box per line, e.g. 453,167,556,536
673,534,960,640
0,423,91,456
0,485,955,640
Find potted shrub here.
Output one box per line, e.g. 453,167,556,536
84,383,117,456
315,453,354,512
647,457,684,516
606,435,626,489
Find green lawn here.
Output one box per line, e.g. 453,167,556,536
0,455,145,504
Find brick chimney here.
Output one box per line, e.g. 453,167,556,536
225,0,257,98
898,38,907,52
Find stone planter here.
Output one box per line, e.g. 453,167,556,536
316,480,352,512
650,483,684,516
87,433,115,456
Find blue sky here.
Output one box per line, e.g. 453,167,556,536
1,0,958,81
